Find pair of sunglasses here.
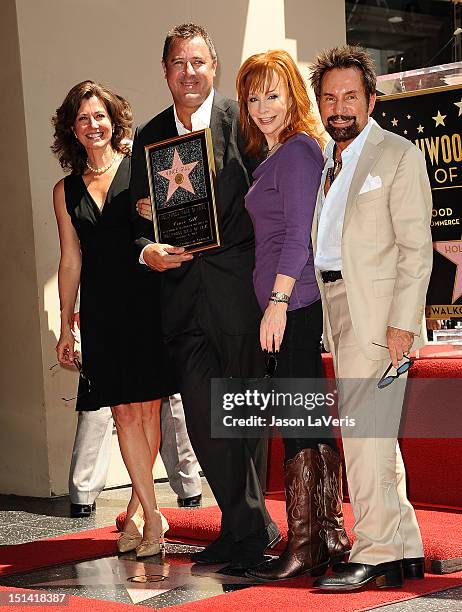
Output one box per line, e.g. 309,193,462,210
50,358,92,401
372,343,414,389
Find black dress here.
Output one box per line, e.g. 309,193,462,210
64,156,176,410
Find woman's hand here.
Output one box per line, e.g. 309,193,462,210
260,301,287,352
72,312,80,331
56,326,77,367
136,198,153,221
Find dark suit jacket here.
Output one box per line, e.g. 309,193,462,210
130,91,262,339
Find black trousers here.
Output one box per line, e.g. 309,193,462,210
166,299,271,542
274,300,337,461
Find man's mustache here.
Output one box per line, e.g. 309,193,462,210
327,115,356,123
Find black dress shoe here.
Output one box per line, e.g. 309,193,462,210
70,502,96,518
403,557,425,579
229,548,266,570
190,532,236,564
229,523,282,570
191,522,281,567
332,557,425,580
177,494,202,508
313,561,404,591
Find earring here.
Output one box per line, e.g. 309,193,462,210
246,112,252,124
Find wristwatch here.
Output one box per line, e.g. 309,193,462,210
270,292,290,304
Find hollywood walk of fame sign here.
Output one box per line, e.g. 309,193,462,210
373,82,462,319
145,128,220,253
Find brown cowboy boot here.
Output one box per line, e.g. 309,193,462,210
246,448,329,581
318,443,350,563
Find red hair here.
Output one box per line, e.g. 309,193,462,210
236,49,323,157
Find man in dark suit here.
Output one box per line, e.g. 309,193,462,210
130,22,278,568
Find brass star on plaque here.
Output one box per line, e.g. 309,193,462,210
157,148,199,202
432,110,446,127
454,98,462,117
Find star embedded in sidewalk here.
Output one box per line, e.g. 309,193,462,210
391,118,398,127
157,148,199,202
434,240,462,303
417,124,424,133
18,554,257,606
454,98,462,117
432,110,446,127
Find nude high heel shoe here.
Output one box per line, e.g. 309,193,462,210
117,531,143,553
136,513,169,558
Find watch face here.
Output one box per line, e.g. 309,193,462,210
271,292,290,303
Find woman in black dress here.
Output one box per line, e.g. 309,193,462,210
52,81,175,558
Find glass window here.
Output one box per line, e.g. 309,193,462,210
345,1,461,75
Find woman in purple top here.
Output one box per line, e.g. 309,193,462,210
237,50,349,580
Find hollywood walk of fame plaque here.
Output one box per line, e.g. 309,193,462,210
374,78,462,319
145,128,221,253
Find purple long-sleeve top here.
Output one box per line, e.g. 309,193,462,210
245,132,323,312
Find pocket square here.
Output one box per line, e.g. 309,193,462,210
359,174,382,194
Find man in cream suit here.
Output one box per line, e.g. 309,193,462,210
309,46,433,591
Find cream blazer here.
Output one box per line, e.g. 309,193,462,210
312,122,433,361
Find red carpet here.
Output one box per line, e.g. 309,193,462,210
2,574,462,612
115,498,462,574
147,571,462,611
2,507,462,611
2,503,460,578
0,525,119,576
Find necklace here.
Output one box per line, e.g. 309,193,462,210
326,144,342,185
266,141,281,158
86,151,119,174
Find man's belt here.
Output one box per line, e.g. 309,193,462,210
321,270,343,283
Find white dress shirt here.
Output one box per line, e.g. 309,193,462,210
315,117,375,272
139,89,215,264
173,87,214,135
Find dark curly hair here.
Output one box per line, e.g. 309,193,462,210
310,45,376,103
51,80,132,174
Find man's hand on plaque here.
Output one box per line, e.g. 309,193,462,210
136,198,153,221
143,243,193,272
386,325,414,369
426,318,444,331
